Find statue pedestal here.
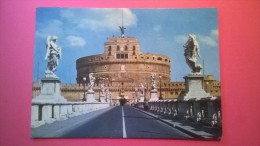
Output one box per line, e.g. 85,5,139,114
180,74,211,101
86,90,97,103
139,95,145,102
100,95,107,103
149,90,158,101
33,77,66,103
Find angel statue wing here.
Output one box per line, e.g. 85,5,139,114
45,36,52,60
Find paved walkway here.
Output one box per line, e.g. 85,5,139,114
134,107,222,139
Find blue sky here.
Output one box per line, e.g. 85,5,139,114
34,8,219,83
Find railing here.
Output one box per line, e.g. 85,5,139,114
136,98,222,127
31,102,110,128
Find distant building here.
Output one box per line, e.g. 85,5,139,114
203,75,221,97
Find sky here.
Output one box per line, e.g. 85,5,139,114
34,8,220,84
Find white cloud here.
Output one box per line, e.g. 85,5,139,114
174,29,219,47
66,35,86,47
174,35,187,45
197,35,218,47
210,29,219,40
60,8,137,32
198,29,219,47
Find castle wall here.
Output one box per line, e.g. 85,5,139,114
33,82,185,102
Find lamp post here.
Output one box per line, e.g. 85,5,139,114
98,86,101,102
159,75,163,100
82,77,87,101
109,92,112,106
105,89,107,103
205,81,209,93
144,83,147,102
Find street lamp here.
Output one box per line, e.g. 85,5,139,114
98,86,101,102
159,75,163,100
105,89,107,103
144,83,147,102
205,81,209,93
82,77,87,101
109,92,112,106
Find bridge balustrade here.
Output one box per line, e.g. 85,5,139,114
162,100,167,114
155,101,160,113
164,100,171,115
145,98,222,127
160,100,165,114
31,102,110,128
165,100,173,116
135,97,221,128
171,100,178,118
149,102,155,111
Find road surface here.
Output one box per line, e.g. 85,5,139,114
60,105,192,138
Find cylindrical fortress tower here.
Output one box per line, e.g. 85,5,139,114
76,36,171,102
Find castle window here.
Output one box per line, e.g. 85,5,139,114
108,46,112,55
133,46,136,51
170,92,173,95
133,51,136,55
117,45,120,51
125,45,128,51
147,57,149,59
157,57,162,61
117,53,128,59
165,59,168,62
121,54,124,58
